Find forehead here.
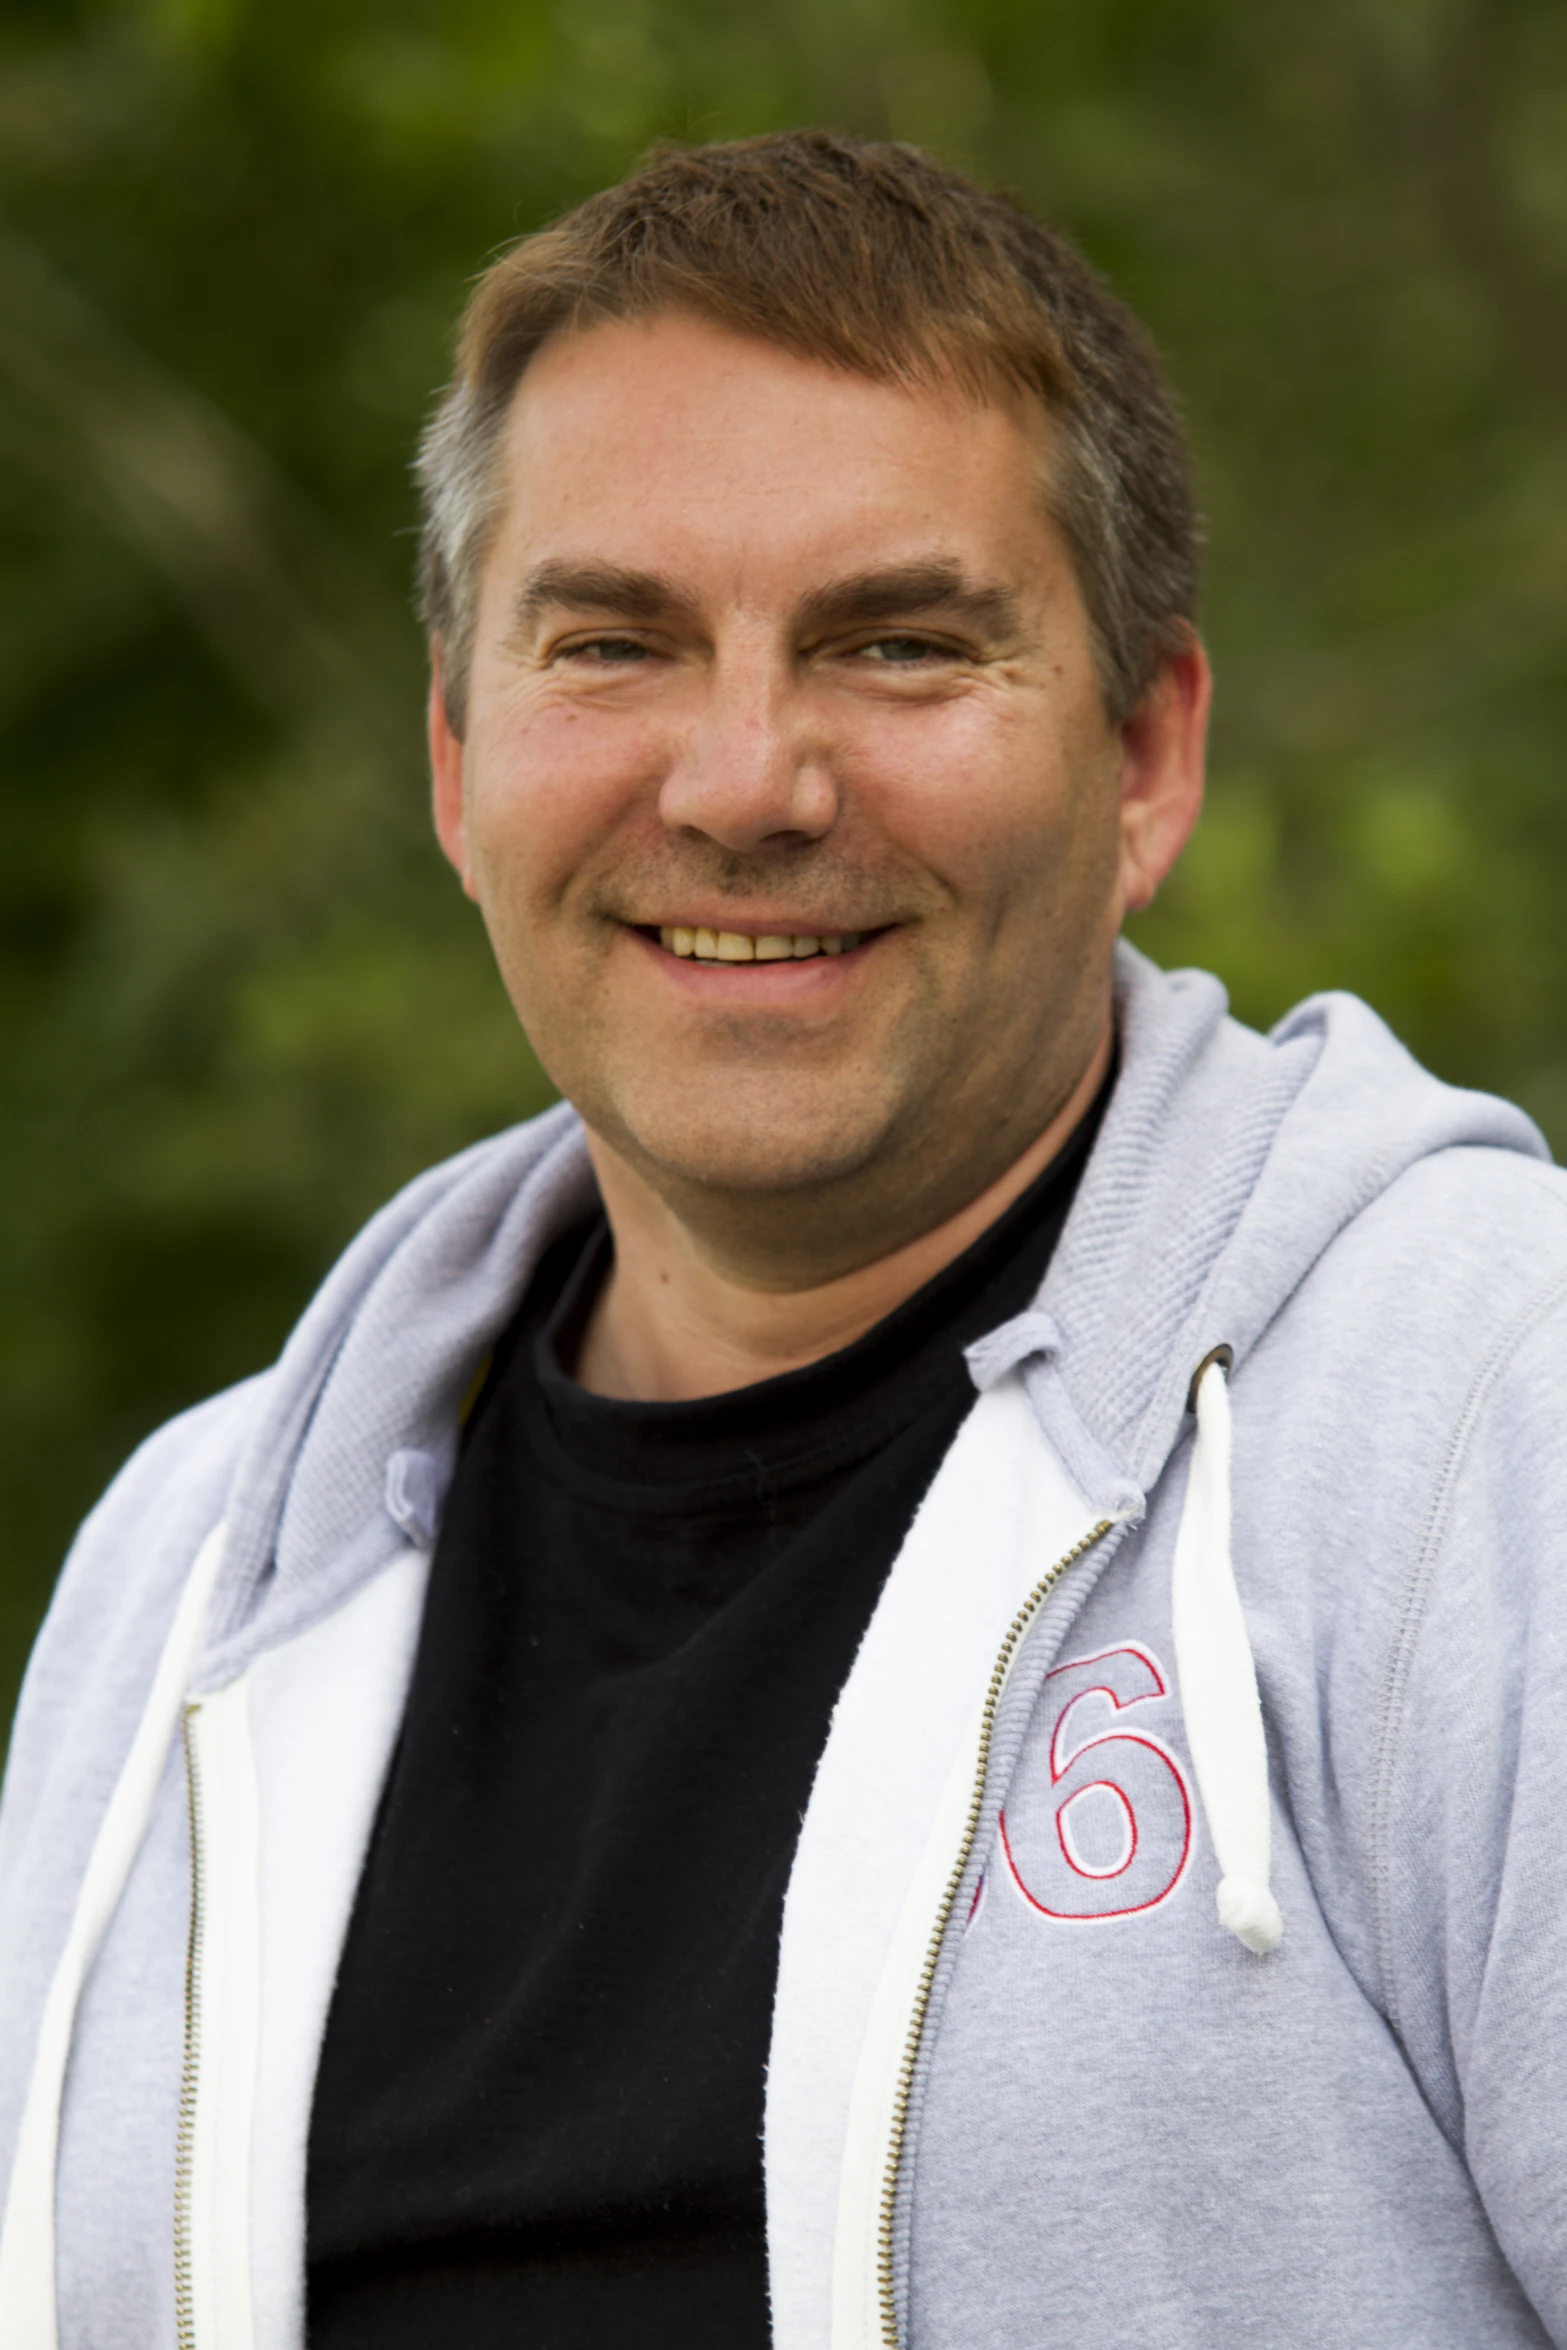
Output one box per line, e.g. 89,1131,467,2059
485,310,1063,597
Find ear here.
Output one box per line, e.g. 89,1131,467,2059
1117,631,1211,915
428,649,478,900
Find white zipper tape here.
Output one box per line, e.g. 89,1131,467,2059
176,1682,261,2350
0,1520,228,2350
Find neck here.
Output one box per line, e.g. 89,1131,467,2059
573,1024,1111,1403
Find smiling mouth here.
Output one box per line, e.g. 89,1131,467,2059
647,925,869,963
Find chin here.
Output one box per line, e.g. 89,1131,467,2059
655,1133,880,1200
618,1096,892,1202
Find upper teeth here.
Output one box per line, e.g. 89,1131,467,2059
659,927,864,962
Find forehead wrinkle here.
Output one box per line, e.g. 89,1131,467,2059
793,560,1023,644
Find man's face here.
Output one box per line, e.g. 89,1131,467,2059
434,311,1199,1264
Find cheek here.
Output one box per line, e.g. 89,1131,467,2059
849,698,1110,913
467,701,668,908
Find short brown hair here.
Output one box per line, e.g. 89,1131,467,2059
417,131,1200,733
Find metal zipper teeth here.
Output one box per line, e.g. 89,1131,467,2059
174,1701,205,2350
874,1519,1115,2348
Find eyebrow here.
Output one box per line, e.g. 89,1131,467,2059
510,559,698,634
794,560,1023,644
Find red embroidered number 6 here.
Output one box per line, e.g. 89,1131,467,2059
999,1642,1193,1923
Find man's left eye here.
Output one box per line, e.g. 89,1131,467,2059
859,635,947,665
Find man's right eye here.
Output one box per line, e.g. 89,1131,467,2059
561,635,653,664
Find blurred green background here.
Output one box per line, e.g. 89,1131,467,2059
3,0,1565,1726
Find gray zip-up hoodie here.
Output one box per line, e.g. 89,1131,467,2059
4,943,1567,2350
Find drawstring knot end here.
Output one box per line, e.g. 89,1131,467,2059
1217,1874,1282,1955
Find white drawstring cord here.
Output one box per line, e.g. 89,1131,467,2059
1171,1357,1283,1956
0,1521,227,2350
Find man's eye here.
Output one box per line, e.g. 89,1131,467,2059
563,636,653,664
857,635,950,665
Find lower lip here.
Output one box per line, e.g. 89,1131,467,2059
629,928,879,996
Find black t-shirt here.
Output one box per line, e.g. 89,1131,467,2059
306,1101,1102,2349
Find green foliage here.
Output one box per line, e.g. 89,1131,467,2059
2,0,1565,1722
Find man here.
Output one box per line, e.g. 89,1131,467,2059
2,127,1566,2350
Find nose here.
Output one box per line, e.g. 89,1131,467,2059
656,646,839,852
